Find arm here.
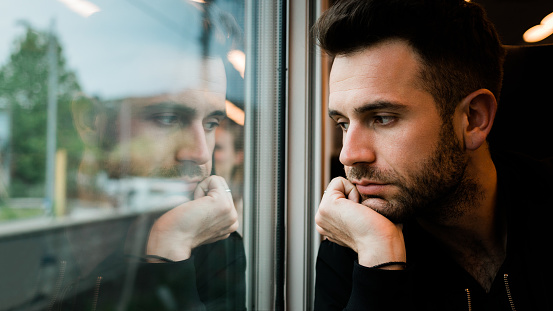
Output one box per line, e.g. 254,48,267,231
315,240,412,311
128,175,245,310
315,177,409,310
128,233,246,311
56,176,244,310
315,177,406,268
146,176,239,262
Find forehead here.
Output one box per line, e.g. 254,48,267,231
328,40,428,114
178,57,227,95
123,57,227,114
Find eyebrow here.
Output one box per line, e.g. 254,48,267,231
207,110,227,119
329,100,408,118
140,102,226,119
140,102,197,116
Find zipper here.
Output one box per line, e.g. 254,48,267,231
92,276,103,311
465,288,472,311
48,260,67,311
504,274,517,311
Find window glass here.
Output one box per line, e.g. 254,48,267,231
0,1,259,310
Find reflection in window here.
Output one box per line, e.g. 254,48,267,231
0,1,249,310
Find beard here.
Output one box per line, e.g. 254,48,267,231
152,162,208,179
102,156,209,181
346,121,483,224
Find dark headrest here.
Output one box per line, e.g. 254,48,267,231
488,44,553,160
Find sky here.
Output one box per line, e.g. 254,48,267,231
0,0,243,100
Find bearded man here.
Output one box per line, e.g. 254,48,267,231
48,2,245,308
314,0,553,310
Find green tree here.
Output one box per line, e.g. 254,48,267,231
0,24,85,198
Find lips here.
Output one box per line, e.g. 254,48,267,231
180,176,203,183
176,177,203,192
149,178,200,193
352,180,389,196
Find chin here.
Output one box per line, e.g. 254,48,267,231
360,197,389,213
360,197,410,224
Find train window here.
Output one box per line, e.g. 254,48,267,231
0,0,285,310
5,0,550,310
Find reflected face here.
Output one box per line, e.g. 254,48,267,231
100,58,227,192
214,127,238,181
329,40,471,223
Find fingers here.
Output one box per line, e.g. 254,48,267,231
195,175,233,203
323,177,360,203
343,179,360,203
317,177,368,251
316,224,347,248
147,175,239,260
318,178,407,265
195,175,238,233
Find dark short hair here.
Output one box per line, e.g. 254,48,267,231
313,0,506,120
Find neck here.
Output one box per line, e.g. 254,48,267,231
417,152,507,291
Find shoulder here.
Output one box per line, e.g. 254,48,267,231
493,151,553,180
493,151,553,228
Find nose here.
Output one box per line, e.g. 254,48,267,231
339,124,376,166
175,122,212,165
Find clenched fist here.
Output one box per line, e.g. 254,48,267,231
316,177,406,269
146,176,238,262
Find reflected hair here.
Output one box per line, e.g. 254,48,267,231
313,0,505,120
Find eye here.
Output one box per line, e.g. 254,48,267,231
335,121,349,132
152,114,179,126
204,118,221,132
373,115,396,126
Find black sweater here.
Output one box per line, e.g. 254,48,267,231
315,153,553,310
51,231,246,311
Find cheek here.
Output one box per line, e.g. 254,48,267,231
126,120,180,152
214,149,228,162
378,122,442,173
206,132,217,153
108,131,175,172
204,160,213,176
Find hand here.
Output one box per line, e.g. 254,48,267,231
315,177,406,269
146,176,238,262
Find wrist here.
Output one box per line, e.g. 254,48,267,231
143,254,176,264
146,243,192,262
368,261,407,270
147,224,193,261
358,252,407,269
357,232,406,268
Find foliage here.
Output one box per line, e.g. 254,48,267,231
0,25,86,198
0,206,44,222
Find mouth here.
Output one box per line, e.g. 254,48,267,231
352,180,390,197
175,177,203,192
149,177,202,193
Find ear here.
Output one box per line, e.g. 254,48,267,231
459,89,498,151
71,95,104,147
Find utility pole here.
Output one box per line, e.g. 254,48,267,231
45,19,58,216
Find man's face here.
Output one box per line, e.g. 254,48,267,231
214,126,238,181
329,40,470,223
101,58,227,194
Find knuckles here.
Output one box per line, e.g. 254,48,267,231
229,220,239,233
317,197,335,219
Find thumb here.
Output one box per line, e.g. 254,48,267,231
194,182,207,200
339,178,360,203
